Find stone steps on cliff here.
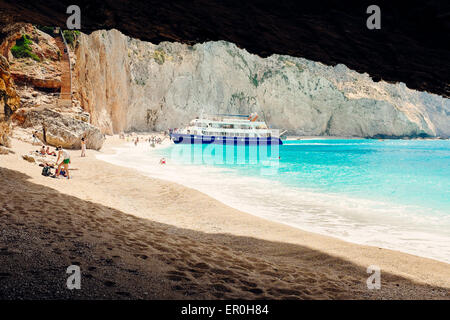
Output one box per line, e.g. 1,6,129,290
54,36,72,100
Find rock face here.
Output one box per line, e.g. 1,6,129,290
0,54,20,121
21,108,105,150
8,25,62,90
0,24,105,150
0,53,19,148
74,30,450,138
74,30,130,135
0,121,11,147
0,23,63,112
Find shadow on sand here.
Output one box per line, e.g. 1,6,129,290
0,167,448,300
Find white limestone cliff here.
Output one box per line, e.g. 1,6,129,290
74,29,450,138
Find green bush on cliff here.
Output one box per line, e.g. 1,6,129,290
153,49,166,65
11,34,40,62
249,73,259,87
36,25,55,36
63,30,81,46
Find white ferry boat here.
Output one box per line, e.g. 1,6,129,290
169,113,284,145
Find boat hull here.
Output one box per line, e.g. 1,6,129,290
170,133,283,145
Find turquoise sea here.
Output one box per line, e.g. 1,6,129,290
98,139,450,263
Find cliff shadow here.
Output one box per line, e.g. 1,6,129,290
0,167,448,300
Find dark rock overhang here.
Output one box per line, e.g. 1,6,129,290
1,0,449,97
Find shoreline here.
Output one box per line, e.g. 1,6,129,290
100,136,450,265
0,135,449,299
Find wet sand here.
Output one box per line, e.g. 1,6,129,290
0,136,449,299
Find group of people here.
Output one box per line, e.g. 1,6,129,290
119,132,167,165
130,135,164,147
35,135,88,180
37,145,71,179
39,145,57,156
148,136,162,145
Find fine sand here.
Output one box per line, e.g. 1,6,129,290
0,135,449,299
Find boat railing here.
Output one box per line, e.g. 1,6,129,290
202,114,250,121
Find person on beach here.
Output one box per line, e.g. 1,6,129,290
81,137,87,157
32,131,39,145
39,145,46,155
55,146,71,179
59,169,67,177
46,147,56,156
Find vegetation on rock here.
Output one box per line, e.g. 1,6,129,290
153,49,166,65
11,35,40,62
35,25,54,36
63,30,81,47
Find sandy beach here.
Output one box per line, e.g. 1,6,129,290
0,135,449,299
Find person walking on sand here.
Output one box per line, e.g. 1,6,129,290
81,137,87,157
55,146,70,179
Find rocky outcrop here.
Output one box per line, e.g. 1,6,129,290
0,53,19,149
21,108,104,150
0,24,105,150
74,30,450,138
0,54,20,121
0,23,64,112
0,146,10,154
0,121,11,147
8,25,62,90
74,30,130,135
0,23,32,60
21,154,35,162
0,23,60,62
10,70,61,89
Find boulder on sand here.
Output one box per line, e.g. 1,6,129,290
0,146,10,154
0,121,12,147
22,154,36,162
21,108,105,150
